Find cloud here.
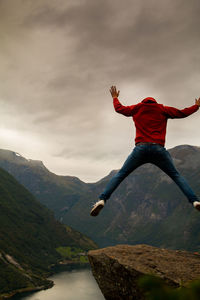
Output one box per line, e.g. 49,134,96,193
0,0,200,181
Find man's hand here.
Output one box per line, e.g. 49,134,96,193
195,97,200,106
110,85,120,98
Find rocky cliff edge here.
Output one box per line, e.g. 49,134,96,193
88,244,200,300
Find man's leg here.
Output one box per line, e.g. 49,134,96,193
99,145,147,201
151,146,199,204
91,145,147,216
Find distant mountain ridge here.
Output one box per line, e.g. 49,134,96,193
0,145,200,251
0,149,90,217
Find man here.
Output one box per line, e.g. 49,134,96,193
90,86,200,217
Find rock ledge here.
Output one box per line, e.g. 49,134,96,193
88,244,200,300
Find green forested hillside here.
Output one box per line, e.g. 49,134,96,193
0,167,97,298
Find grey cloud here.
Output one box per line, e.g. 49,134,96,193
55,149,123,162
0,0,200,181
23,0,111,29
39,0,200,105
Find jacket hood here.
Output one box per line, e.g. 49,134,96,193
141,97,157,104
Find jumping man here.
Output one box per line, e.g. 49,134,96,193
90,86,200,216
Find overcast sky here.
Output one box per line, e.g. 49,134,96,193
0,0,200,182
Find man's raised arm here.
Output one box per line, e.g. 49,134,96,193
109,85,136,117
163,97,200,119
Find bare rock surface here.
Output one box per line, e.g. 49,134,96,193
88,244,200,300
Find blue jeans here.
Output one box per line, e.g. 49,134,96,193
99,143,198,204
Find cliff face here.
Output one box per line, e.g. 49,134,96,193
88,244,200,300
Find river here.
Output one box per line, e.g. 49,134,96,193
13,268,104,300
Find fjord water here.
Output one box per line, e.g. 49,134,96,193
16,269,104,300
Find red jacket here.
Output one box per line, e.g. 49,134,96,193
113,97,199,146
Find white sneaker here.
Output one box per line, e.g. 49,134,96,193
90,200,105,217
193,201,200,211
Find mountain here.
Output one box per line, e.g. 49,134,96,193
0,149,90,218
0,166,97,298
63,144,200,249
1,145,200,251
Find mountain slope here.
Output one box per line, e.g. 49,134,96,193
73,144,200,249
0,149,90,218
1,145,200,251
0,167,96,297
